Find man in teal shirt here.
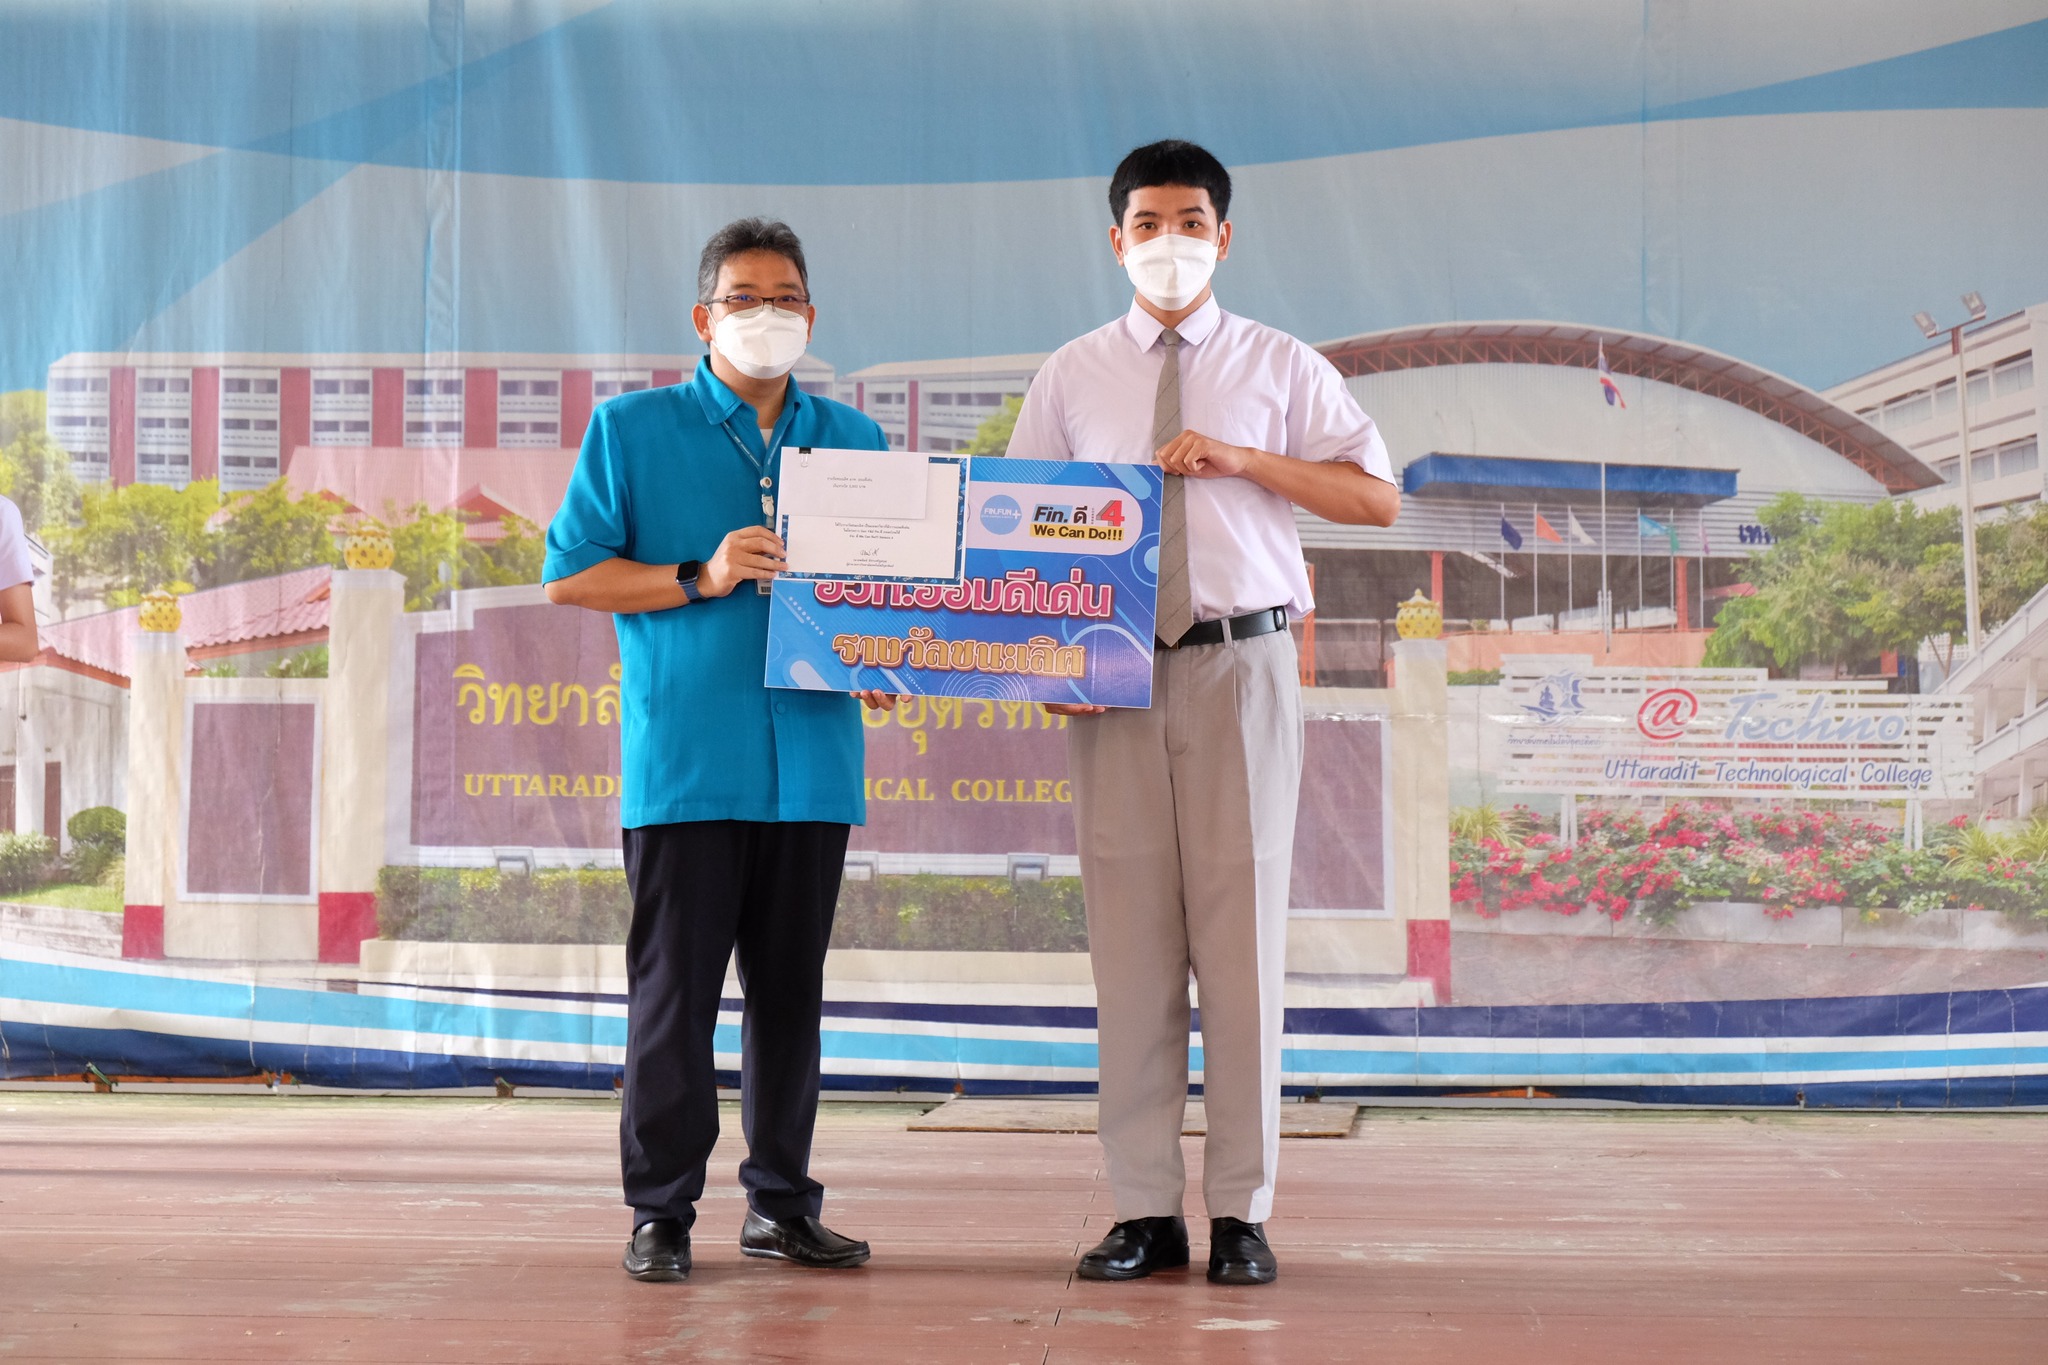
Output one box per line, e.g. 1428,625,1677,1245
545,219,891,1284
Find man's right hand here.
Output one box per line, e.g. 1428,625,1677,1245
1042,702,1108,716
698,526,787,598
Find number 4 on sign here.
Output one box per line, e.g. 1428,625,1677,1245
1094,499,1124,527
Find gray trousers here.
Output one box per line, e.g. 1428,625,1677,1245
1067,627,1302,1224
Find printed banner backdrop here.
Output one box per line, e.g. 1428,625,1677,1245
4,1,2048,1105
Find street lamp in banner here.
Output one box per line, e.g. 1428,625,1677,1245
1915,293,1992,655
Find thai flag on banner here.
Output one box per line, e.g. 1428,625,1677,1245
1598,340,1626,408
1533,512,1563,544
1499,515,1523,551
1638,512,1678,552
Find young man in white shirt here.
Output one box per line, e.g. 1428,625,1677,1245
1010,140,1399,1286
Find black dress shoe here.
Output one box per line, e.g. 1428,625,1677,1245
739,1209,871,1268
622,1218,690,1282
1076,1216,1190,1281
1207,1217,1277,1285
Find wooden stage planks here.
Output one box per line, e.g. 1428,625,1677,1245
1,1093,2045,1363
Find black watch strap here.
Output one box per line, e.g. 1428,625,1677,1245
677,559,705,603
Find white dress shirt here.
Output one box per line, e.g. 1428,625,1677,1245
1009,297,1393,620
0,497,35,591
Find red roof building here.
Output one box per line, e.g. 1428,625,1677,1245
8,566,335,685
281,447,578,541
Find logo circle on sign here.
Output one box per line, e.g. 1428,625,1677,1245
1637,688,1699,741
979,494,1022,535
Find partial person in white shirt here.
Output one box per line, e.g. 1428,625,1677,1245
1009,139,1398,1289
0,496,41,662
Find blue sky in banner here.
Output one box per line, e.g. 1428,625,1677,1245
2,0,2046,390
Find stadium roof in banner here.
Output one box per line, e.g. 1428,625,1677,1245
1317,322,1938,494
1402,454,1738,508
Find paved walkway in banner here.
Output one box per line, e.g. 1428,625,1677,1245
2,1094,2045,1363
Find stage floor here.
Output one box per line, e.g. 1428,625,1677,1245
2,1094,2044,1363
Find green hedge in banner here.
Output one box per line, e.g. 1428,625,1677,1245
65,806,126,885
0,833,59,894
833,875,1088,952
376,866,633,944
375,867,1089,952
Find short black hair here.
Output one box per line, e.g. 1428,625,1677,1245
1108,140,1232,225
696,217,809,304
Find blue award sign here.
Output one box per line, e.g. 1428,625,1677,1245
765,458,1163,708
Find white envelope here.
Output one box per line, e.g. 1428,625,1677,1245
779,451,966,584
780,449,929,519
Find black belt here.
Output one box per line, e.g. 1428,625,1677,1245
1157,606,1289,650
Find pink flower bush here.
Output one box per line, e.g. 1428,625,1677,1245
1448,802,2040,925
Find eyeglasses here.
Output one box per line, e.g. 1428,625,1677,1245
705,293,811,314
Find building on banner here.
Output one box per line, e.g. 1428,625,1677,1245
43,325,1928,685
0,566,339,850
830,324,1936,685
1825,302,2042,520
42,350,836,493
1314,324,1938,674
1938,574,2048,821
281,446,579,542
1825,302,2043,686
836,354,1050,452
1490,655,1974,839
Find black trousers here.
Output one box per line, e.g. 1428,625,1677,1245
619,820,849,1230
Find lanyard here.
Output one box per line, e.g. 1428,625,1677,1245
719,417,779,526
720,411,787,596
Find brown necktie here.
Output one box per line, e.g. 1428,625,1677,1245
1152,328,1194,646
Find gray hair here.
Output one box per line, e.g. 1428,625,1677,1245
696,218,809,304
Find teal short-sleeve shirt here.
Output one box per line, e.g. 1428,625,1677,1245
543,359,888,828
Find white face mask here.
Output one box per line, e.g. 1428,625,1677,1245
711,305,810,380
1120,233,1218,310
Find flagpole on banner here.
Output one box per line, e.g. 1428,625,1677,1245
1530,501,1540,622
1600,466,1611,653
1668,507,1676,629
1698,506,1708,632
1498,503,1507,627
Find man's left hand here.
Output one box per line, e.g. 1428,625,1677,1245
854,691,903,711
1157,429,1255,479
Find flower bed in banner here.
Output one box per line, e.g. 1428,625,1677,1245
1450,803,2048,926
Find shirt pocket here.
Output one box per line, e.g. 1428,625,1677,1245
1192,388,1289,456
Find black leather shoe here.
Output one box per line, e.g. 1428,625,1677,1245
622,1218,690,1282
1207,1217,1277,1285
739,1210,871,1268
1076,1216,1190,1281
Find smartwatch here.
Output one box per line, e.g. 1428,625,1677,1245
676,559,705,604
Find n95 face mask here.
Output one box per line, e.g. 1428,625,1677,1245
1121,234,1218,311
711,305,810,380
